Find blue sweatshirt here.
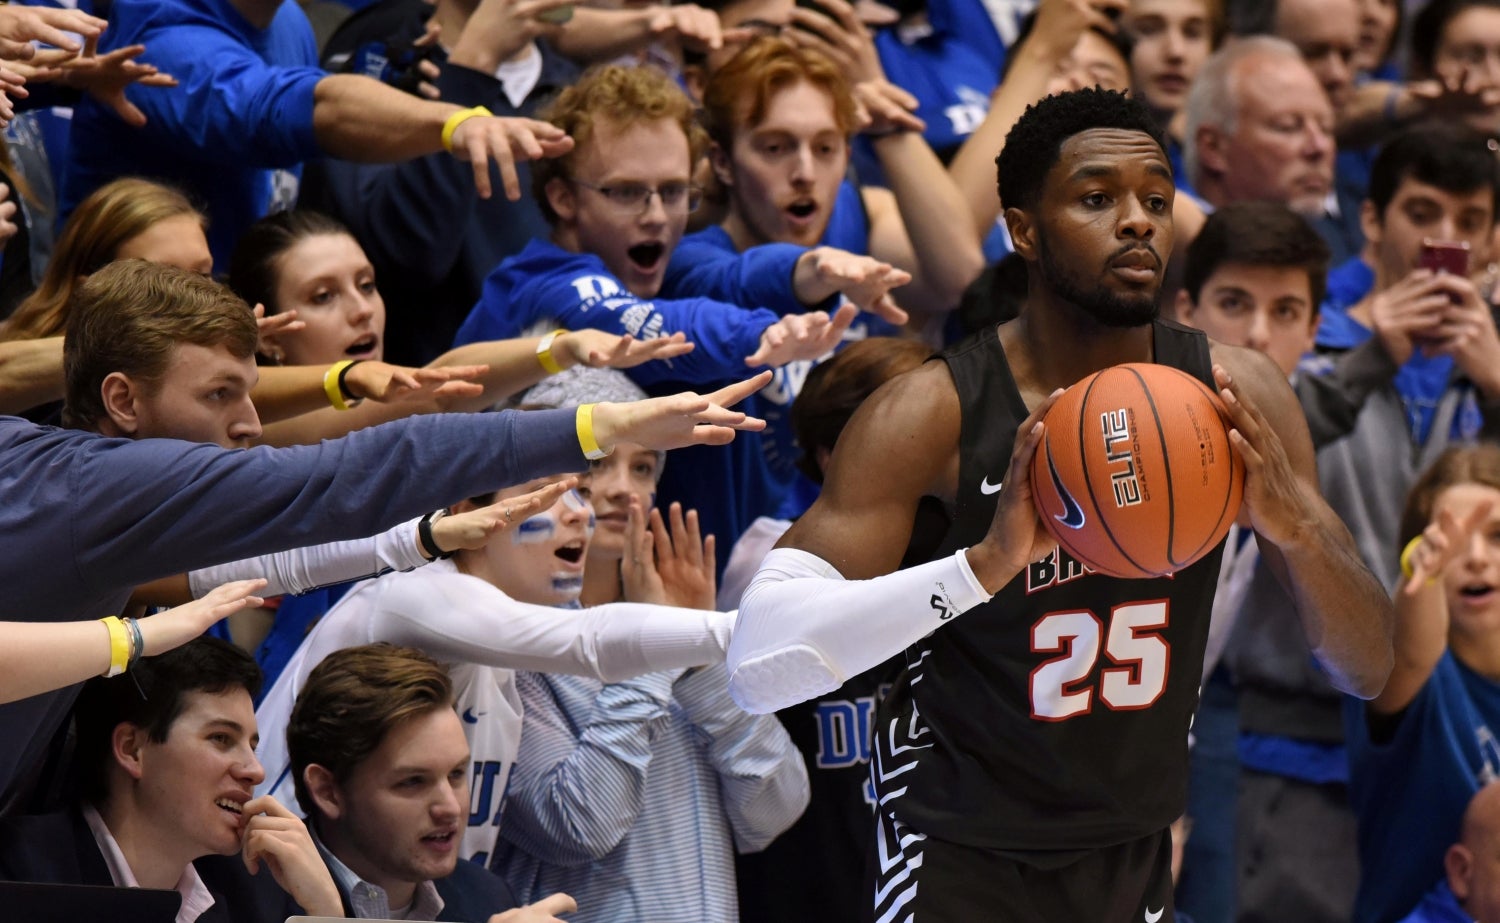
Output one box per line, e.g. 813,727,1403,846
61,0,325,269
0,408,582,811
454,238,809,384
454,238,820,571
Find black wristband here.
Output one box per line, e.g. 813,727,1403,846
337,359,366,403
419,510,454,560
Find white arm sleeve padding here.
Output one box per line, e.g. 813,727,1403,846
186,517,430,599
727,546,992,714
366,571,734,682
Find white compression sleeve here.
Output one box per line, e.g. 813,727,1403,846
186,517,430,599
727,547,992,714
366,570,734,681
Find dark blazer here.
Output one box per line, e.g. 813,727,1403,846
0,807,297,923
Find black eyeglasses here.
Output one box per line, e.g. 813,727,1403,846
571,179,703,214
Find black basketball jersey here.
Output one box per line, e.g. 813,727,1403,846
872,319,1224,851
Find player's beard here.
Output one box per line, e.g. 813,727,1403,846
1037,236,1160,329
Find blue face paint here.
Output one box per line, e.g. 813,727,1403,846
513,516,555,544
551,575,584,595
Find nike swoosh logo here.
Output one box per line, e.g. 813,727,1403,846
1145,907,1164,923
980,476,1003,495
462,708,486,724
1046,444,1087,530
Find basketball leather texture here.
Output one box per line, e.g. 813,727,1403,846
1028,363,1244,579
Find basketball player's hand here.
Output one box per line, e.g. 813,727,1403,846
746,304,859,366
1401,499,1493,596
239,795,344,917
590,372,770,450
430,478,579,555
1214,365,1320,550
1368,269,1452,365
488,892,578,921
1426,273,1500,399
968,389,1065,594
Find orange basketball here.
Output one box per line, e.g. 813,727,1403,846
1027,363,1244,579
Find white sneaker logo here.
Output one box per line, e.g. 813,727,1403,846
980,476,1004,495
1144,907,1164,923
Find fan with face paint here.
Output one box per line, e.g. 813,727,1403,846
454,480,598,606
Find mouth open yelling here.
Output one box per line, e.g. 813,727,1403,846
627,242,665,270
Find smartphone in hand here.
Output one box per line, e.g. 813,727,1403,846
1420,239,1471,277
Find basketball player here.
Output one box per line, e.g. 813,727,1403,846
727,87,1395,921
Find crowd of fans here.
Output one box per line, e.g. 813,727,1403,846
0,0,1499,920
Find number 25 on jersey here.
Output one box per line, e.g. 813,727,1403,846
1029,600,1170,721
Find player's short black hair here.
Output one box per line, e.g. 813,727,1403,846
996,87,1167,212
1367,125,1500,222
1412,0,1500,78
1182,201,1331,309
71,637,262,804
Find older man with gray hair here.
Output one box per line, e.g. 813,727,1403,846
1184,35,1363,263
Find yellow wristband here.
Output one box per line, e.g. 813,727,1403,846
101,616,129,678
1400,535,1426,582
577,403,610,460
441,105,494,154
324,360,356,411
536,330,567,375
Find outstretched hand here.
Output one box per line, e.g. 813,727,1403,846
590,371,771,450
252,304,305,352
0,5,106,60
432,478,579,554
745,303,858,367
449,115,574,199
139,579,268,656
344,361,488,405
49,39,178,128
563,329,696,370
1402,499,1493,596
806,247,911,325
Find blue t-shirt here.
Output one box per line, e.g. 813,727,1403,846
1396,882,1471,923
854,0,1030,182
61,0,324,269
1346,652,1500,923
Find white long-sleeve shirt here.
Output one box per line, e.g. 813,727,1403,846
254,560,734,865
